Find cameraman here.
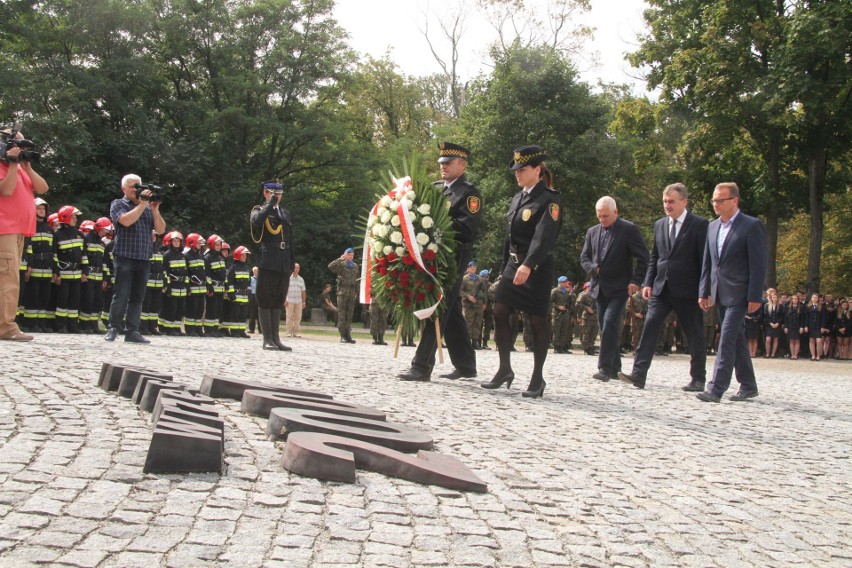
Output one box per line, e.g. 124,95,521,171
0,129,49,341
104,174,165,343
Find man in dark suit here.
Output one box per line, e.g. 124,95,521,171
618,183,709,390
696,182,768,402
580,196,649,381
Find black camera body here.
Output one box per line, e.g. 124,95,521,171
133,182,164,202
0,122,41,163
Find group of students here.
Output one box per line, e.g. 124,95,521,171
15,197,255,337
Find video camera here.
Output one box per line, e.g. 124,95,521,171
0,121,41,163
133,182,164,203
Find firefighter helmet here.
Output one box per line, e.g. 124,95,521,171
233,246,251,262
206,234,222,249
57,205,81,225
186,233,203,249
79,220,96,234
95,217,114,235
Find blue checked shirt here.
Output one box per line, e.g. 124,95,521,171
110,197,154,260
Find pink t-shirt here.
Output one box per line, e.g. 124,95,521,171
0,163,37,236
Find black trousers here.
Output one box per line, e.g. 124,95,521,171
631,285,706,381
256,269,290,309
410,270,476,374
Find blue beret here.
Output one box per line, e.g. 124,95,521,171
344,248,354,254
468,261,477,267
558,276,568,283
479,270,489,277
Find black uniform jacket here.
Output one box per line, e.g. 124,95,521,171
250,201,294,273
500,180,562,274
580,216,649,300
436,175,482,274
644,211,709,300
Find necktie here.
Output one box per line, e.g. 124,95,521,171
599,227,611,260
669,219,677,248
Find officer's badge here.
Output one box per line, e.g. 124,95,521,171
522,209,532,222
467,196,481,214
550,203,560,221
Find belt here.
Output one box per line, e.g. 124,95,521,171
509,252,525,265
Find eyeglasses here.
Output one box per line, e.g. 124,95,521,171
711,197,736,204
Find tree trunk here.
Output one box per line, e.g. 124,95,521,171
806,147,826,294
764,136,781,288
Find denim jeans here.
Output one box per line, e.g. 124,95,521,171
596,292,628,375
109,256,150,333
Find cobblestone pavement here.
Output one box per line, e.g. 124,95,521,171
0,331,850,567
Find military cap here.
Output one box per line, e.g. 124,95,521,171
558,276,568,283
468,260,477,267
344,247,354,254
479,270,490,277
438,141,470,163
509,145,548,170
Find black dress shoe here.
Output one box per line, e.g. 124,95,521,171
440,369,477,380
124,331,151,344
696,391,721,403
398,368,431,382
729,389,758,401
104,328,119,342
617,372,645,389
592,371,612,382
682,380,706,392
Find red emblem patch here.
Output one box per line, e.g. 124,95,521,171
550,203,560,221
467,196,481,214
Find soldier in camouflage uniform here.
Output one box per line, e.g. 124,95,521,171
704,306,718,354
628,289,647,351
576,283,598,355
550,276,574,353
460,261,486,349
369,282,388,345
656,310,676,355
480,270,493,349
328,247,359,343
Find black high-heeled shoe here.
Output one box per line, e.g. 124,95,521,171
480,371,514,390
522,379,546,398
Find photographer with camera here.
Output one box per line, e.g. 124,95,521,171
0,125,49,341
104,174,165,344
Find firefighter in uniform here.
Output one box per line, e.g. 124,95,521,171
160,231,188,335
250,180,294,351
22,198,54,332
224,246,252,337
141,230,164,335
550,276,574,353
460,261,486,349
52,206,86,333
183,233,207,336
203,235,227,337
328,247,359,343
79,219,106,333
399,142,482,381
99,219,114,329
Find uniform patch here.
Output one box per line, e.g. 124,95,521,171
467,196,481,214
550,204,560,221
522,209,532,222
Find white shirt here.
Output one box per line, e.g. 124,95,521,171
287,274,306,304
717,209,740,256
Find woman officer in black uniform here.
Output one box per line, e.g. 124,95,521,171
481,146,562,398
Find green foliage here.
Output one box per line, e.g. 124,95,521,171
462,44,616,282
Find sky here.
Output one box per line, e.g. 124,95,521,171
333,0,651,94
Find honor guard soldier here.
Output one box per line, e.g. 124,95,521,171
250,180,294,351
577,282,598,355
183,233,207,336
160,231,188,335
52,206,86,333
550,276,574,353
328,247,359,343
399,141,482,381
79,219,106,333
461,261,487,349
21,198,54,332
141,230,164,335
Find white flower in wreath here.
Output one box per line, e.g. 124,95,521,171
391,215,401,227
390,231,403,244
381,196,392,207
371,238,382,251
409,212,417,223
417,203,431,215
380,210,391,224
377,206,388,217
367,214,377,229
427,243,439,252
383,245,393,256
395,246,405,256
403,198,414,211
406,191,416,201
376,224,389,238
389,200,399,210
421,216,434,229
415,232,429,246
